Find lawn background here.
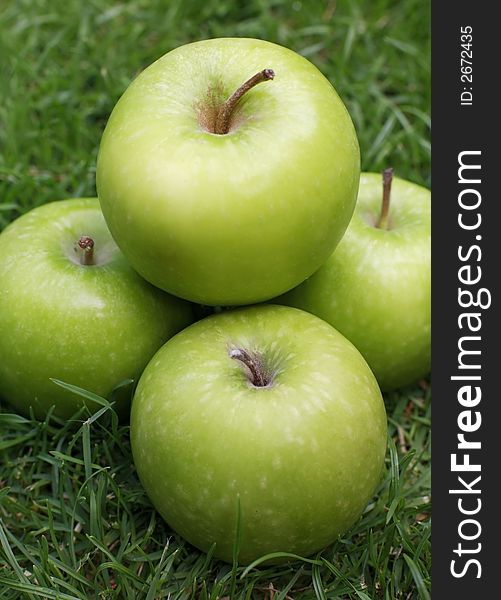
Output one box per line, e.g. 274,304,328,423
0,0,430,598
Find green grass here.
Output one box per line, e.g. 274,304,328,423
0,0,430,597
0,385,430,599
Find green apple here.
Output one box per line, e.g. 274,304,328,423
0,198,193,419
96,37,360,306
278,171,431,390
131,305,387,564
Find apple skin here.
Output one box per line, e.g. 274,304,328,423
130,305,387,564
277,173,431,391
96,37,360,306
0,198,194,419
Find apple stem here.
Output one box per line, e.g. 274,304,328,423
214,69,275,135
77,236,95,266
377,168,393,229
229,347,271,387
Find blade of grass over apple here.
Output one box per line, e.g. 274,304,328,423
50,379,115,410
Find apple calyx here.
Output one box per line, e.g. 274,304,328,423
229,347,272,387
77,236,95,266
213,69,275,135
376,168,393,229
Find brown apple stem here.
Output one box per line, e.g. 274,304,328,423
377,168,394,229
229,348,270,387
214,68,275,135
78,236,95,266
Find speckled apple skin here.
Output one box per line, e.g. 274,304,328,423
97,38,360,306
278,173,431,391
0,198,193,419
131,305,387,564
